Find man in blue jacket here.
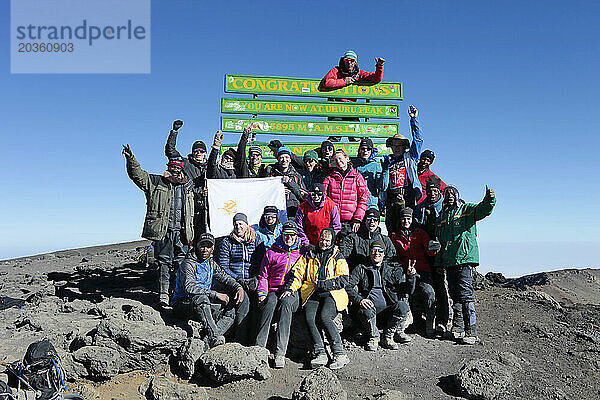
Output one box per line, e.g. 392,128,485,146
171,233,244,348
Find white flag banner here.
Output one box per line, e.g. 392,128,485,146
207,177,287,238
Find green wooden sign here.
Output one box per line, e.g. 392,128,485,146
222,141,392,161
221,117,398,137
221,98,400,119
224,74,403,100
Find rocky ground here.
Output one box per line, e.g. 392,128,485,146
1,241,599,400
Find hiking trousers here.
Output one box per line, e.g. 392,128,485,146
154,229,188,301
255,291,299,356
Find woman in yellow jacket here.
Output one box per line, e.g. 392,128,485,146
281,228,350,370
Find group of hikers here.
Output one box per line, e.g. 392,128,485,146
122,50,496,371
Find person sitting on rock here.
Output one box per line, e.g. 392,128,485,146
390,207,439,337
171,233,244,348
339,207,396,270
255,221,303,368
256,206,283,249
436,185,496,345
347,240,417,351
282,228,350,370
122,144,195,308
218,212,263,344
295,183,341,249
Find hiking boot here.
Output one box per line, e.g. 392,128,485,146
310,353,328,369
329,354,350,370
425,309,436,338
366,337,379,351
380,336,399,350
396,332,412,344
460,335,479,345
209,335,225,348
274,355,286,369
435,323,447,336
444,329,465,341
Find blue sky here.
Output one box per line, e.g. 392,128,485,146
1,1,599,276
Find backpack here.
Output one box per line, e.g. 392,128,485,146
7,339,67,400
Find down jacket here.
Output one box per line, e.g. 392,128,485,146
218,232,263,280
257,237,302,297
286,246,349,311
323,166,369,223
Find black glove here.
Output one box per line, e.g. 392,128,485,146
268,140,282,153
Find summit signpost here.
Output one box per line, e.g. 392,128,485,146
225,74,403,100
222,98,400,119
221,117,398,138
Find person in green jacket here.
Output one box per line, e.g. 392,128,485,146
123,144,195,308
436,184,495,345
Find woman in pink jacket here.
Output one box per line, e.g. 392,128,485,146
255,221,303,368
323,149,369,239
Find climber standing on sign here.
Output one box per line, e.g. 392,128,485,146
319,50,386,142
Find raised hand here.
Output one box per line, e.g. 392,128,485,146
406,260,417,275
173,120,183,131
213,130,224,148
408,105,418,119
122,144,132,158
375,57,386,66
486,185,495,199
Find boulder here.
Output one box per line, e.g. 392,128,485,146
199,343,270,383
292,367,347,400
455,358,512,400
139,375,208,400
72,346,122,380
175,338,206,379
519,290,562,310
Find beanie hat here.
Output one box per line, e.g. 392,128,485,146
443,185,460,200
343,50,357,60
233,212,248,225
192,141,206,152
263,205,278,216
277,146,292,158
321,140,334,150
364,208,381,220
249,145,263,156
167,158,184,168
222,148,236,160
359,138,374,150
420,149,435,163
426,175,442,190
370,239,386,251
311,182,325,194
282,221,299,235
304,149,319,163
401,207,413,218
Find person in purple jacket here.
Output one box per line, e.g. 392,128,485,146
255,221,303,368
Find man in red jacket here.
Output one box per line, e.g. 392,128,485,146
320,50,386,141
416,150,446,205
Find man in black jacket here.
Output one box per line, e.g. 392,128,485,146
165,120,209,235
346,240,416,351
340,208,396,270
171,233,245,348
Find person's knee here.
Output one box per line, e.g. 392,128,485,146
392,300,410,317
280,295,297,313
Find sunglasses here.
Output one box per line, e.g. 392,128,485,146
370,248,385,254
193,149,207,153
222,157,234,162
282,232,297,236
366,217,379,221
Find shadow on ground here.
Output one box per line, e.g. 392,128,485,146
48,261,157,306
